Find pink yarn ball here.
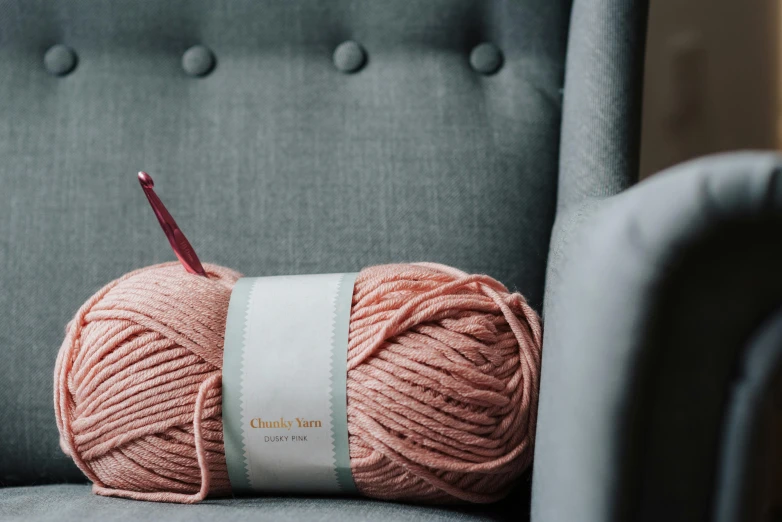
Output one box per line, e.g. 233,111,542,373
54,262,542,503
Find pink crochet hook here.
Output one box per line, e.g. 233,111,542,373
138,171,207,277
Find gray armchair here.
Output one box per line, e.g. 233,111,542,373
2,0,778,521
536,153,782,522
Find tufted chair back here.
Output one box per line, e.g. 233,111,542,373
0,1,648,517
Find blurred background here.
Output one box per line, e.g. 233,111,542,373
640,0,778,178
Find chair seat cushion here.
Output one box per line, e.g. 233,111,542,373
0,485,517,522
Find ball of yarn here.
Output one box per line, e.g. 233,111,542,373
54,262,542,504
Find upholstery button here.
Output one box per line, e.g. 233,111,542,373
44,45,78,76
469,43,503,75
333,41,367,73
182,45,216,77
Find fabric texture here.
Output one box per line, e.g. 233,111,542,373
0,484,520,522
713,307,782,522
0,0,570,492
533,152,782,522
557,0,649,212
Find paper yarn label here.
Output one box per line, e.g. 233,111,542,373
222,273,358,493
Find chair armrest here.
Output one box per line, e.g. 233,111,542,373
532,152,782,522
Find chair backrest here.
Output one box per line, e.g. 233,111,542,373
0,0,647,492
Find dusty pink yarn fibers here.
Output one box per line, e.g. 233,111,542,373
54,262,542,504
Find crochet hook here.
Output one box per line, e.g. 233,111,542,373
138,171,207,277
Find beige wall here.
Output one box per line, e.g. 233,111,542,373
639,0,778,178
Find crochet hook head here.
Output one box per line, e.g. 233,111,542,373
138,171,207,277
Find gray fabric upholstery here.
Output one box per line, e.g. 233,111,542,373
0,0,571,490
533,152,782,522
6,0,727,520
713,307,782,522
0,484,514,522
557,0,649,212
